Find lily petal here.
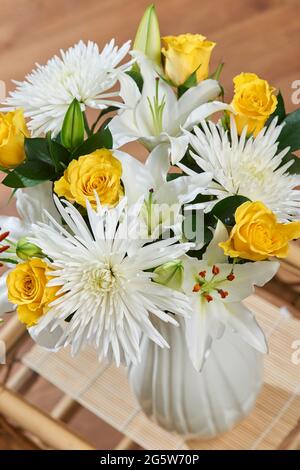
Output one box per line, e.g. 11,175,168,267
0,215,28,242
114,150,152,204
145,143,170,187
156,172,212,206
223,302,268,354
178,79,221,121
0,270,15,315
223,261,280,302
109,111,139,148
203,220,229,265
183,101,233,131
16,182,60,225
118,72,141,108
168,134,190,164
185,295,214,371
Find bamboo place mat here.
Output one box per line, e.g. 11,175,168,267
23,295,300,450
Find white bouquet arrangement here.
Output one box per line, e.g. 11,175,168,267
0,4,300,381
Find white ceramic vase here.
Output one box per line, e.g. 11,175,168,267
128,317,263,438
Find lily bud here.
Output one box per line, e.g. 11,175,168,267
153,260,183,290
16,238,44,261
61,98,85,150
133,4,161,66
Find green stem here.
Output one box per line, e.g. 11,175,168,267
91,106,118,134
147,190,154,237
91,111,103,134
83,112,92,137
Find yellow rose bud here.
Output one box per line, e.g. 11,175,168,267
7,258,59,327
161,33,216,87
54,149,124,209
219,201,300,261
231,73,278,136
0,109,28,168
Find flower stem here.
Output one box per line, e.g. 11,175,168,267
83,112,92,137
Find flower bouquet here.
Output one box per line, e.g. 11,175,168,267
1,5,300,437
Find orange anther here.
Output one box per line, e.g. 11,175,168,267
193,284,201,293
212,265,220,275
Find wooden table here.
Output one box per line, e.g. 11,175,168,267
22,295,300,450
0,0,300,450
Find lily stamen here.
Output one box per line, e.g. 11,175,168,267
218,289,229,299
147,77,166,136
0,231,10,242
212,265,220,275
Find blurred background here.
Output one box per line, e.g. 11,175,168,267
0,0,299,449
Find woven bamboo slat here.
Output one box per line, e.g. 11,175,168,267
23,294,300,450
0,386,95,450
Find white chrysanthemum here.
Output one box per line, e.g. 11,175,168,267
3,40,132,136
30,196,192,366
182,117,300,221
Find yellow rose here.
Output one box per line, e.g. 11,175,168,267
162,34,216,86
7,259,59,327
0,109,28,168
219,201,300,261
54,149,124,209
231,73,278,136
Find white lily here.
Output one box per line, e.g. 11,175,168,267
115,145,212,239
109,53,231,164
182,221,279,371
0,183,59,316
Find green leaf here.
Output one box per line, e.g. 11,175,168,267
91,106,118,133
25,137,53,166
47,134,70,172
2,137,57,188
180,147,203,173
278,152,300,174
2,161,54,188
61,98,85,150
278,108,300,152
0,165,10,174
0,257,18,265
126,69,144,92
211,195,250,226
221,112,230,131
209,62,224,81
72,127,113,158
166,172,182,182
267,91,286,126
7,188,17,204
54,132,62,144
178,65,201,98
